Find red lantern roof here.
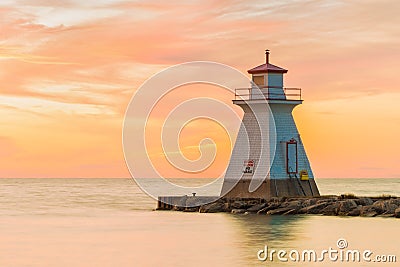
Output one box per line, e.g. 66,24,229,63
247,50,288,74
247,63,288,74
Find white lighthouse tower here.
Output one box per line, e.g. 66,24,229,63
221,50,320,199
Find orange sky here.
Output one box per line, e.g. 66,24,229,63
1,1,399,178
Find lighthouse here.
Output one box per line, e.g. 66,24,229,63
221,50,320,199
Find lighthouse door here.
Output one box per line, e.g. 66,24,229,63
286,140,298,174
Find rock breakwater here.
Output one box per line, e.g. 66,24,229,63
158,195,400,218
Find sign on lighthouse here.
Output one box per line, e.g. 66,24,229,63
221,50,320,199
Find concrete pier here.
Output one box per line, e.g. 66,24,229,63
157,196,220,210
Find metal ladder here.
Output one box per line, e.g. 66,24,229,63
288,169,306,196
297,134,315,196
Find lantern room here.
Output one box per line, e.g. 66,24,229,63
235,50,301,101
248,49,287,89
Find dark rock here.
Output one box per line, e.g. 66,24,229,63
378,213,394,218
281,200,302,210
371,206,384,214
269,197,280,203
316,199,333,205
303,199,317,207
355,198,374,206
231,201,249,209
231,209,247,214
257,203,281,214
370,200,390,214
388,199,400,207
320,196,339,202
373,200,386,209
340,193,357,199
338,200,357,215
248,200,262,206
278,197,288,203
395,208,400,218
224,203,231,212
298,202,329,214
183,207,198,212
199,202,225,213
347,206,362,216
247,203,268,212
386,203,398,214
286,197,300,202
376,200,398,213
361,211,378,217
267,207,293,215
320,203,339,216
360,206,379,217
172,205,185,211
282,209,298,215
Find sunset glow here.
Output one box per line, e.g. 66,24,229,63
1,1,399,178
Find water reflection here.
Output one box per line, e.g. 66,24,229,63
232,214,305,242
221,214,307,266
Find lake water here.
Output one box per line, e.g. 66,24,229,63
0,178,399,266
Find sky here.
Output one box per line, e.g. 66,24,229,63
0,0,399,178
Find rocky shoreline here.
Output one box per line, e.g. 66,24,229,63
160,195,400,218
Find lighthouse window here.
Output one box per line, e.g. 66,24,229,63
252,75,264,87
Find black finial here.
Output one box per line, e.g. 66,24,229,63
265,49,270,64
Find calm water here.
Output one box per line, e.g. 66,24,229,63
0,178,399,267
